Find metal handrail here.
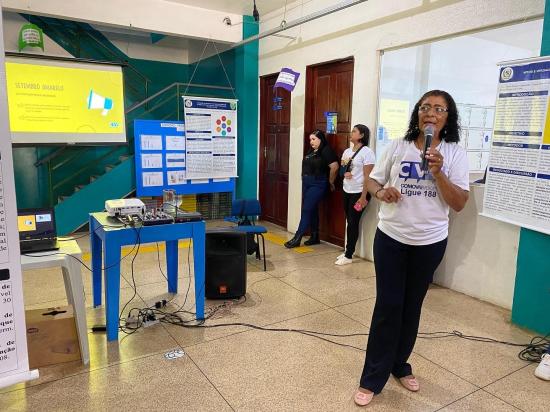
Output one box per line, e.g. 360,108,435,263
52,146,127,192
43,79,235,200
126,82,234,113
51,147,88,172
34,146,67,167
130,93,178,119
47,90,180,183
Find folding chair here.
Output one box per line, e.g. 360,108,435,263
227,199,267,271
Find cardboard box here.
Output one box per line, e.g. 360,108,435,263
25,306,81,369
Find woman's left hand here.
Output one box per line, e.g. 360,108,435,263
358,196,368,208
426,147,444,176
330,182,336,192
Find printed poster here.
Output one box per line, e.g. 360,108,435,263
182,96,238,179
482,56,550,235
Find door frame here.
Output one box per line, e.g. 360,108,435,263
259,72,289,227
303,56,355,246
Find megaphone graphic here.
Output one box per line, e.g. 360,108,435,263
87,90,113,116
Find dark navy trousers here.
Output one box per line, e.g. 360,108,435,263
296,175,328,236
360,229,447,394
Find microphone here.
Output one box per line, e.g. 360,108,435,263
421,124,435,171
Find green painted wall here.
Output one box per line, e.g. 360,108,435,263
13,147,49,207
511,0,550,335
234,15,259,199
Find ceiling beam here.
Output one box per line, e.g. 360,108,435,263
2,0,243,43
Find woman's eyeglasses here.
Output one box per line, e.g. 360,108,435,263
418,105,448,114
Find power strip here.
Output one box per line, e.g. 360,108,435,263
126,315,139,326
143,319,159,328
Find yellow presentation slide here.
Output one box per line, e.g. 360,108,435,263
5,58,125,142
17,215,36,232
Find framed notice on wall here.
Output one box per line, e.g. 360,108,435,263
182,96,238,180
481,56,550,235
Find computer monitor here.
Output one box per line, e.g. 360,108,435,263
17,208,57,241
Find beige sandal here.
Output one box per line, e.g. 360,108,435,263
399,375,420,392
354,389,374,406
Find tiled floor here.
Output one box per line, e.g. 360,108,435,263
1,221,548,411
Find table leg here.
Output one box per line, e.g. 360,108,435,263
90,218,103,307
104,242,121,341
62,266,75,305
166,240,178,294
62,258,90,364
193,222,205,320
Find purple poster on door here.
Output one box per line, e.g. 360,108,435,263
274,68,300,92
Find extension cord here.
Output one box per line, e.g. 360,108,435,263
143,319,159,328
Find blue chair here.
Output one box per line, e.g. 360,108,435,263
228,199,267,271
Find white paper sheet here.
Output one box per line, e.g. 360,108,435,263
142,172,164,187
140,134,163,151
141,153,163,169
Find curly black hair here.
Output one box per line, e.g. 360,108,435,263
404,90,461,143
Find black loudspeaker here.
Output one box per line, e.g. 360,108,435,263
205,230,247,299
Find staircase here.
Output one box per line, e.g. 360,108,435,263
18,15,236,234
20,15,177,234
37,82,185,234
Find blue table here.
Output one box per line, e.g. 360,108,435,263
89,212,205,341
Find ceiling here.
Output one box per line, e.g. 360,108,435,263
165,0,290,16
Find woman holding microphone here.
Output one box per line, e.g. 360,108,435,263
354,90,469,406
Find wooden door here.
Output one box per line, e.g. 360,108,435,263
304,58,354,247
259,74,290,227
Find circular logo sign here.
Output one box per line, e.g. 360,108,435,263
501,67,514,81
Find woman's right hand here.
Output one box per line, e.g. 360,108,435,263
376,187,401,203
344,172,352,179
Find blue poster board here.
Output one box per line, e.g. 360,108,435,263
134,119,235,196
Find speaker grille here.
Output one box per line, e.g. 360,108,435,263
205,230,247,299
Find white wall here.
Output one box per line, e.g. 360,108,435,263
258,0,544,262
99,30,190,64
434,185,520,309
2,11,70,56
2,11,229,66
102,32,233,65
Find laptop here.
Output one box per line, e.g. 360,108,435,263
18,208,60,253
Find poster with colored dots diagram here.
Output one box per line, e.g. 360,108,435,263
182,96,238,179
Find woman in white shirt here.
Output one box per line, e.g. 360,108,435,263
336,124,375,265
354,90,470,406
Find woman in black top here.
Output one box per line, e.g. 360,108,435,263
285,130,338,248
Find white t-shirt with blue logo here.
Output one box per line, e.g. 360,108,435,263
370,139,469,245
342,146,376,194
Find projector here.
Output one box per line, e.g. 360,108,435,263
105,198,145,217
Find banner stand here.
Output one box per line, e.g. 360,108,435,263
0,10,39,389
